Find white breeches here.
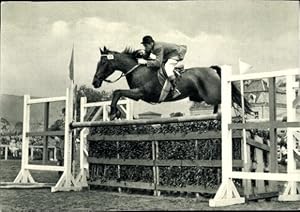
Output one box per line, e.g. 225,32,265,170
165,58,179,79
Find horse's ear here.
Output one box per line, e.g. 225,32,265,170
103,46,107,52
99,47,103,54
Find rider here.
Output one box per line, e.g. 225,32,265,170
137,35,187,98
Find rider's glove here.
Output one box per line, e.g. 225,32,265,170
138,58,148,65
137,49,146,57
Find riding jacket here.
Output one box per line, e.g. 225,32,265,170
146,42,187,68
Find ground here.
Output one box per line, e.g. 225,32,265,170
0,160,300,211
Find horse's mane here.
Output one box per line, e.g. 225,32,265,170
102,46,139,61
122,47,139,60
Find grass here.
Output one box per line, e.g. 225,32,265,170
0,160,300,211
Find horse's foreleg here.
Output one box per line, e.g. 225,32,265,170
110,88,143,120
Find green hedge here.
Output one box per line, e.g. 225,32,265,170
88,120,242,191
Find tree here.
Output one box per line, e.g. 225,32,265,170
74,85,112,122
14,122,23,134
0,117,11,134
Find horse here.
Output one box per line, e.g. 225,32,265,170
92,46,252,120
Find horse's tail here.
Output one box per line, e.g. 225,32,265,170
210,65,253,115
210,65,221,78
231,82,253,114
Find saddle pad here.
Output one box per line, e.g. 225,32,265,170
158,80,172,102
156,64,186,102
157,67,168,87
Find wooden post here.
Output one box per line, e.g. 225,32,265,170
127,99,133,120
117,141,121,193
30,146,34,161
241,133,252,197
14,95,35,184
195,140,199,198
5,146,8,160
268,77,278,191
209,65,245,207
286,74,297,178
22,95,31,172
222,66,233,180
75,96,89,188
103,105,108,121
253,135,266,194
64,88,71,186
152,141,157,196
72,132,76,178
155,140,160,196
279,74,300,201
286,75,297,194
54,147,57,161
43,102,49,164
51,87,80,192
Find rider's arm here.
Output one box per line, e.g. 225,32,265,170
146,46,163,68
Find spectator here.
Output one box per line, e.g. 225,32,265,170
55,136,64,177
9,139,19,158
280,143,287,165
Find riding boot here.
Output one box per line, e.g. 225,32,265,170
170,79,181,98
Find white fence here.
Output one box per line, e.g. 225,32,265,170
0,144,57,161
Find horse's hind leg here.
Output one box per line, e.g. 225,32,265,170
213,104,219,114
189,95,203,102
110,88,143,120
190,95,219,114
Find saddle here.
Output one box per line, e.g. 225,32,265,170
157,61,185,102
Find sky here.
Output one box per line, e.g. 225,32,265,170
1,1,299,116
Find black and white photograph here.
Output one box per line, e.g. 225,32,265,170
0,1,299,210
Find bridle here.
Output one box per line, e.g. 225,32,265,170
99,54,140,83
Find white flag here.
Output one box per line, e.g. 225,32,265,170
239,59,253,74
69,46,74,81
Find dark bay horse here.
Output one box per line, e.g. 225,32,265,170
92,46,252,120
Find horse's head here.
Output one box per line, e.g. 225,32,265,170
92,46,140,88
92,46,117,88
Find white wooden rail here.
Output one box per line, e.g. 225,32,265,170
209,66,300,207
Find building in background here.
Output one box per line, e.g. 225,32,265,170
190,79,300,120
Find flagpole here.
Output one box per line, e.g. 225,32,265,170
239,58,248,164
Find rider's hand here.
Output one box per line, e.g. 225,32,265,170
138,58,147,65
137,49,146,56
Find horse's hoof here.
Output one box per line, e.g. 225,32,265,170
116,110,121,119
110,113,117,121
110,109,121,121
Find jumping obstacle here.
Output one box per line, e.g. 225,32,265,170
75,97,133,188
0,88,81,191
85,114,282,199
81,66,299,205
209,66,300,207
0,87,134,192
87,115,229,196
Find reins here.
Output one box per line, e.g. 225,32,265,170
103,64,140,83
